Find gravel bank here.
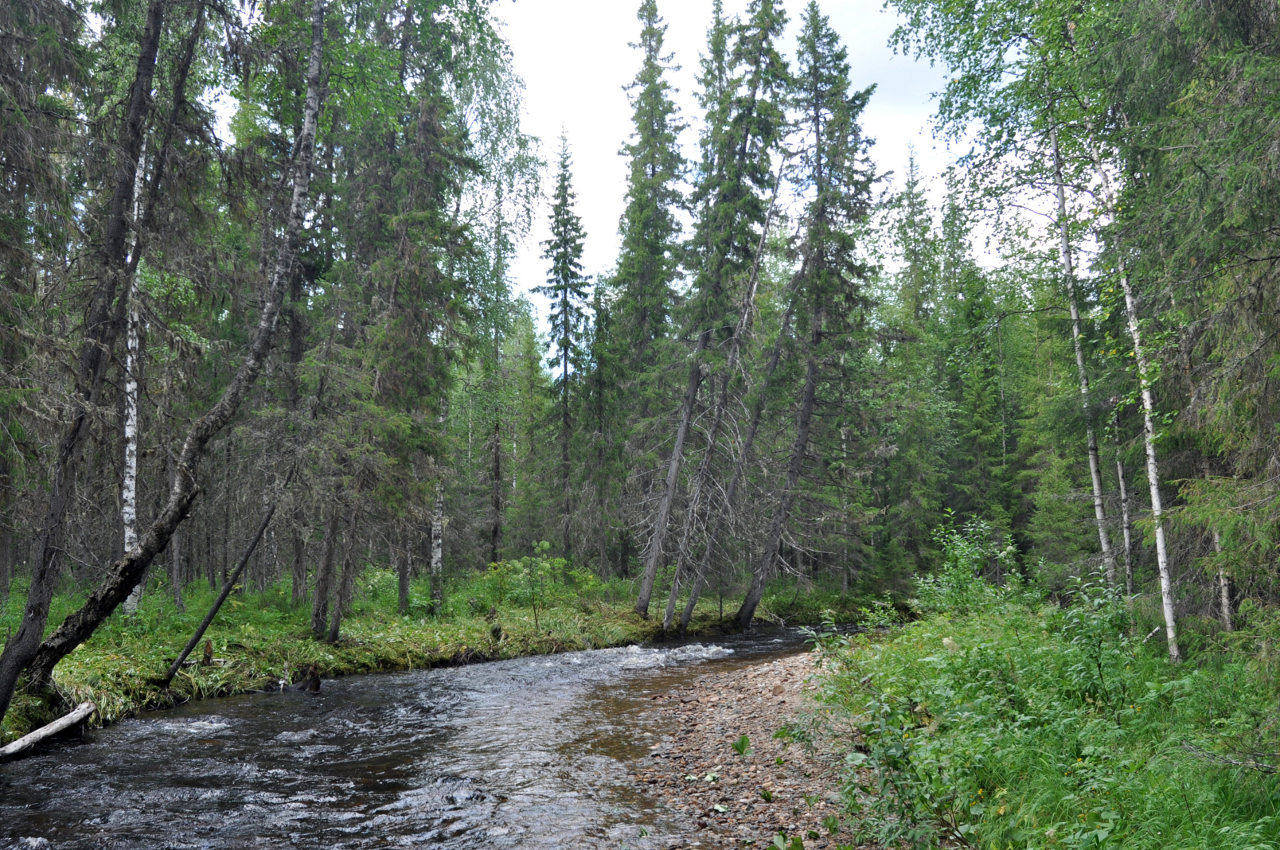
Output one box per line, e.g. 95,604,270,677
631,649,861,848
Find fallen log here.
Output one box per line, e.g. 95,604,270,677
0,701,96,761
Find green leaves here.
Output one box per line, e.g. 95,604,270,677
814,585,1280,848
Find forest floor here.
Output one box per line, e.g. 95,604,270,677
634,650,865,848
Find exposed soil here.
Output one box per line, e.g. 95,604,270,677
632,650,864,848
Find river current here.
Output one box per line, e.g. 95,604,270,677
0,631,802,848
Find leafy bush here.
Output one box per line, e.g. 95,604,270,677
913,517,1017,616
814,573,1280,848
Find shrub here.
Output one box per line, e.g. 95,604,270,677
810,523,1280,848
814,579,1280,848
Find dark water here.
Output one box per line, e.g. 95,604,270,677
0,631,806,849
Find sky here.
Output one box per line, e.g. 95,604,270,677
494,0,953,318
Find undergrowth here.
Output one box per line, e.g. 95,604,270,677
813,520,1280,849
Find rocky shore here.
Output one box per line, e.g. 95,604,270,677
632,650,861,848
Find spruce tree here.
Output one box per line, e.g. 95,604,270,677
634,0,791,617
537,134,589,558
615,0,685,386
737,0,874,626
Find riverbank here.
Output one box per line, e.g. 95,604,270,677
634,650,860,848
0,570,865,744
812,576,1280,848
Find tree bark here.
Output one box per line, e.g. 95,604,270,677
1118,264,1181,662
661,168,788,630
1113,426,1134,598
634,337,705,617
430,481,445,611
327,546,356,644
1051,128,1117,587
0,702,95,762
680,284,797,631
120,137,149,615
18,0,329,698
311,505,341,640
396,537,410,616
490,417,502,564
290,528,307,607
0,0,169,722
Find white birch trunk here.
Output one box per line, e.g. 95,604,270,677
1211,528,1233,632
119,293,142,613
1113,436,1134,598
1051,129,1116,586
430,485,444,573
430,405,446,610
121,138,149,615
1118,267,1182,661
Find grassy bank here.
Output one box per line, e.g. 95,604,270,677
813,564,1280,848
0,563,866,743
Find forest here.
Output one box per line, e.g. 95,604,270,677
4,0,1280,845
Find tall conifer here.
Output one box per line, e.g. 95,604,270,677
634,0,791,616
737,1,874,626
615,0,684,383
538,134,588,557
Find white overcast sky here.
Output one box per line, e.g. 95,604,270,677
494,0,953,319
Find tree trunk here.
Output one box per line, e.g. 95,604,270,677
0,0,169,722
327,546,356,644
661,178,788,630
645,159,789,622
0,524,10,607
290,528,307,607
490,417,502,565
1114,432,1134,598
680,270,799,631
0,702,95,762
396,538,410,616
170,524,184,610
311,505,341,640
1051,128,1117,587
736,310,822,630
634,339,705,617
1118,265,1181,662
561,366,571,559
430,481,445,612
1211,528,1233,631
18,0,328,701
120,137,149,616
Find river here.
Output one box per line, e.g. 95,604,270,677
0,632,804,848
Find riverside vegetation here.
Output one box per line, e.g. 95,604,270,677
813,521,1280,848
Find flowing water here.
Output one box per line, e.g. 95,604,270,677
0,631,805,849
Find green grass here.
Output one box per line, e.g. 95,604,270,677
0,563,869,743
813,573,1280,848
